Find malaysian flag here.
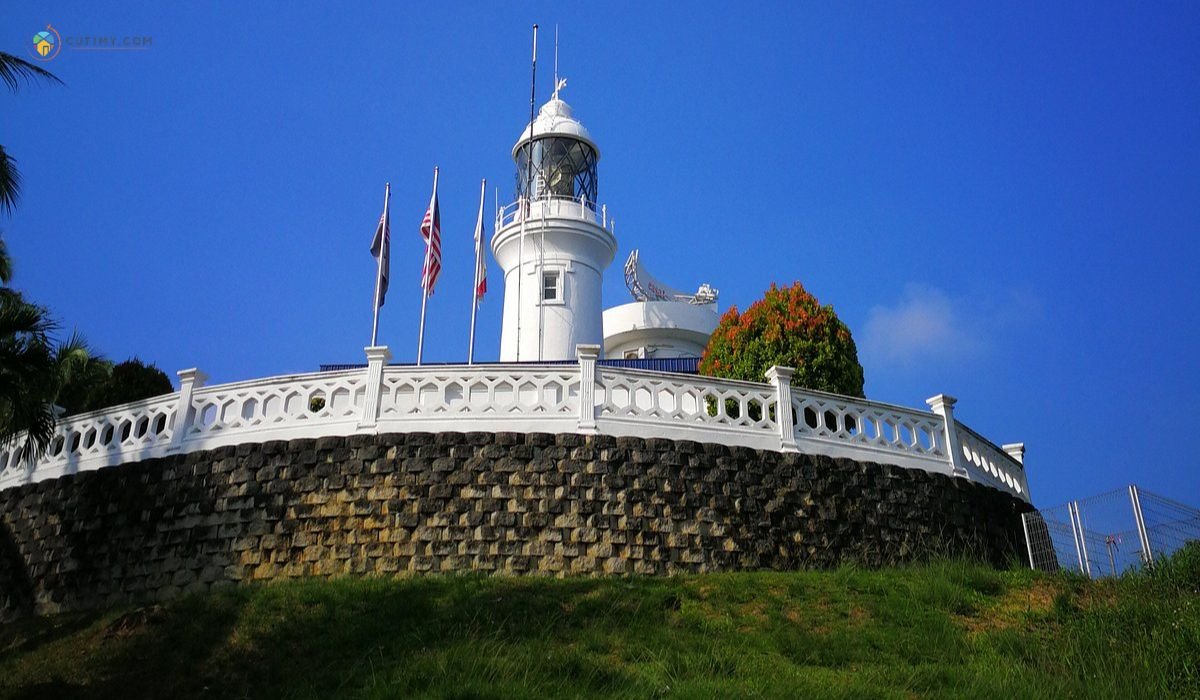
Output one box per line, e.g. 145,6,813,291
420,173,441,294
369,185,391,307
472,184,487,302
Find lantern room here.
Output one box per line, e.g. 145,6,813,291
512,98,599,206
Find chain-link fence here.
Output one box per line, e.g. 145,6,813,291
1022,485,1199,577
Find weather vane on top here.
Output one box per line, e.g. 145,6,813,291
553,25,566,100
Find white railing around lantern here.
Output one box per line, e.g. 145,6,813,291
495,195,608,232
0,345,1029,501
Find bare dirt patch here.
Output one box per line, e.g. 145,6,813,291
957,579,1058,635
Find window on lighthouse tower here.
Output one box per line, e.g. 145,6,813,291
542,270,562,303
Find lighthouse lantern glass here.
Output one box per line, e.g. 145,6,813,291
516,137,598,207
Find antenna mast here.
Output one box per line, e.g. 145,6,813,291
516,24,538,361
539,24,561,361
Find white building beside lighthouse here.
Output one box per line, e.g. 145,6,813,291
492,90,720,364
603,249,720,360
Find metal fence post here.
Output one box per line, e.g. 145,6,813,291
764,366,798,452
1077,502,1093,578
576,344,600,433
1129,484,1154,567
1068,501,1094,578
1021,512,1036,570
358,345,391,429
168,368,207,451
1067,501,1085,575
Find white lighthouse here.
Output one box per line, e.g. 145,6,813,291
492,93,617,362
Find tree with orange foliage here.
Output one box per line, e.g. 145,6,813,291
699,282,865,397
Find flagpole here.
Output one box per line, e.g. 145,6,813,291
516,23,537,362
417,167,438,366
370,183,390,347
468,178,486,365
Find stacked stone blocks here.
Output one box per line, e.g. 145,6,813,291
0,431,1032,619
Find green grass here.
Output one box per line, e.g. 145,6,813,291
1,547,1197,699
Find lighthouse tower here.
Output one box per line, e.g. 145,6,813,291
492,93,617,361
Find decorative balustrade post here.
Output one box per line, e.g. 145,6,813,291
1002,442,1031,496
358,345,392,429
925,394,968,478
168,368,208,451
764,366,798,452
576,344,600,433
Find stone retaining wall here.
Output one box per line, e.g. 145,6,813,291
0,432,1033,619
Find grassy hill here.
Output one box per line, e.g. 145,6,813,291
1,549,1197,699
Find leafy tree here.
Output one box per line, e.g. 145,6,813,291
69,358,172,413
699,282,865,398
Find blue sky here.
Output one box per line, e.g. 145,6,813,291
4,3,1198,508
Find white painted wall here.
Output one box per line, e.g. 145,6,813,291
492,202,616,361
602,300,719,359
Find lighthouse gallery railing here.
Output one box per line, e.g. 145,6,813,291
0,346,1029,501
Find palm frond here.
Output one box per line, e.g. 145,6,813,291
0,145,21,217
0,394,56,462
0,292,54,340
0,328,57,459
53,330,109,393
0,236,11,284
0,51,64,92
55,330,93,368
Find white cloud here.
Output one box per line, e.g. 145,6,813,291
859,284,1036,368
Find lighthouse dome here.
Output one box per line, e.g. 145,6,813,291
512,97,600,158
511,96,600,205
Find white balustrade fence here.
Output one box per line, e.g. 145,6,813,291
789,390,950,474
375,364,581,432
598,367,779,446
184,369,370,446
0,345,1029,501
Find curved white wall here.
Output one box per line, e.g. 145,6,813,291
492,205,617,362
603,300,719,359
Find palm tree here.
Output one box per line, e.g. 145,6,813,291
1,51,62,216
0,292,106,460
53,336,114,415
0,293,58,458
0,145,23,219
0,51,73,462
